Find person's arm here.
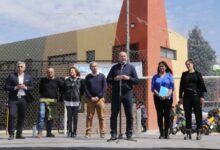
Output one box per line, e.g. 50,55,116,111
168,75,174,96
196,71,207,105
151,75,159,96
25,75,34,92
99,74,107,98
79,78,85,100
39,78,43,97
58,78,64,102
197,71,207,98
4,74,16,92
179,72,184,103
128,65,139,84
84,75,92,99
107,66,115,84
103,75,107,91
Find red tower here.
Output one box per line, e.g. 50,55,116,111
114,0,172,129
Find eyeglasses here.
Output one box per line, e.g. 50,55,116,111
17,66,24,68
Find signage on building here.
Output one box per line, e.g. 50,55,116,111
74,62,143,78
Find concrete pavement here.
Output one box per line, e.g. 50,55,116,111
0,130,219,149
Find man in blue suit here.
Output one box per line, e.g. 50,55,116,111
5,61,33,140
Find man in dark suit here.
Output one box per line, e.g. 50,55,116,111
5,61,33,140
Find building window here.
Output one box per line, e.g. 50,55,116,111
48,53,77,65
160,47,177,60
86,50,95,63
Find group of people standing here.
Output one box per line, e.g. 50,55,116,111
152,59,207,140
4,51,207,141
4,51,139,141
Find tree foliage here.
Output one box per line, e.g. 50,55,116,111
188,26,218,101
188,26,216,75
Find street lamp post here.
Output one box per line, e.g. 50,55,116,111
126,0,130,62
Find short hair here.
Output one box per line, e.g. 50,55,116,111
69,66,80,76
16,61,26,68
89,61,98,67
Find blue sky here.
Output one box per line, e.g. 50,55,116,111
0,0,219,63
165,0,220,63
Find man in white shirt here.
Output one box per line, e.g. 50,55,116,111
5,61,33,140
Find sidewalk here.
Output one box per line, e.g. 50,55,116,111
0,130,219,149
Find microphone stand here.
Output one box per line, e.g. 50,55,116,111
118,67,123,140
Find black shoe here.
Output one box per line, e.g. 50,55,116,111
107,136,117,142
196,129,202,140
72,132,77,138
196,132,202,140
159,135,164,139
127,135,133,140
184,134,192,140
46,133,55,137
165,135,170,139
67,131,72,137
8,135,14,140
142,127,147,132
16,134,25,139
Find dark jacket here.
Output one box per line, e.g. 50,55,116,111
107,63,139,95
179,71,207,98
4,72,33,101
63,77,84,102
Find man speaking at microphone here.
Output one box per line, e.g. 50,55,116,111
107,51,139,140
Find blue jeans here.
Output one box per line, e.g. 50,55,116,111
37,102,53,133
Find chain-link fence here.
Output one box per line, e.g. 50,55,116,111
0,61,220,134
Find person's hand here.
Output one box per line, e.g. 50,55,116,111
114,75,123,81
161,96,169,100
19,84,27,90
91,97,99,101
158,96,163,100
114,75,130,81
15,84,21,90
121,75,130,80
15,84,26,90
200,97,205,106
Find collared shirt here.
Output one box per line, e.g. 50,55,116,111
17,74,26,97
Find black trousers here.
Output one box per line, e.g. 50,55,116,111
183,91,202,130
110,92,133,137
154,95,172,136
8,98,27,135
66,106,79,133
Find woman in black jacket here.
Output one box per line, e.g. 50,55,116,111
63,66,83,137
179,59,207,140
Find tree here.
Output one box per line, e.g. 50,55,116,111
188,26,216,75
